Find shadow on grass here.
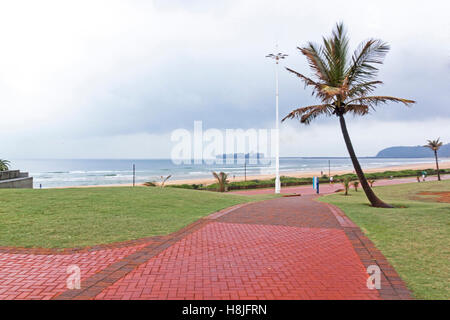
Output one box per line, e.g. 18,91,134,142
358,202,409,209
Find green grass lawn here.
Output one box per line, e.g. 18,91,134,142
319,180,450,300
0,187,277,249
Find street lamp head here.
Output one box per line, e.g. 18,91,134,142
266,52,288,64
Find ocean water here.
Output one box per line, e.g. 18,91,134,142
8,157,447,189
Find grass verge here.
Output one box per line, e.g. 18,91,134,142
0,186,278,248
319,180,450,299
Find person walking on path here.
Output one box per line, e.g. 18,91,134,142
422,171,427,182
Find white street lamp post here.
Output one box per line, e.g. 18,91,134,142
266,50,287,194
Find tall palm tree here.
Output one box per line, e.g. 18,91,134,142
424,138,443,181
0,159,10,171
282,23,415,208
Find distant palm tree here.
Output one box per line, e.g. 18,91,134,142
368,179,375,187
0,159,10,171
212,171,228,192
282,22,415,208
424,138,443,181
353,181,359,191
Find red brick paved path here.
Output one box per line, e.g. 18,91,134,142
1,194,413,300
94,223,378,300
0,242,151,300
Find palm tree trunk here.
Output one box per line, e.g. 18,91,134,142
338,114,393,208
434,150,441,181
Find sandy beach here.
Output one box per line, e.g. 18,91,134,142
58,159,450,188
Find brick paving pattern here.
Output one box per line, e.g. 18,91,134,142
95,222,379,300
0,242,150,300
217,196,342,229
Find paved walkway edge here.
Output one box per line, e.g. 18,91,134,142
323,201,413,300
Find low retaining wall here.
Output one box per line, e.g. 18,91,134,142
0,170,33,188
0,177,33,188
0,170,20,180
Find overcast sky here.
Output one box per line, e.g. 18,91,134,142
1,0,449,159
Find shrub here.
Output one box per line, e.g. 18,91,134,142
212,171,228,192
342,178,351,196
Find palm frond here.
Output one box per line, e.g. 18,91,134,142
322,22,349,85
346,39,390,85
339,76,349,99
0,159,10,171
286,67,339,101
299,44,330,83
319,85,342,97
282,104,334,124
347,80,383,98
346,96,415,108
345,104,369,116
285,67,322,93
220,172,228,183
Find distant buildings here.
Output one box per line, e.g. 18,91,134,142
216,153,266,164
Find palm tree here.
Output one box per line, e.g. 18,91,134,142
159,175,172,188
424,138,443,181
282,23,415,208
353,181,359,191
0,159,10,171
342,177,351,196
212,171,228,192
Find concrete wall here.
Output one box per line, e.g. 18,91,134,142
0,170,20,180
19,172,29,178
0,177,33,188
0,170,33,188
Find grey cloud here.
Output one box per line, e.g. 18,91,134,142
0,0,449,158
